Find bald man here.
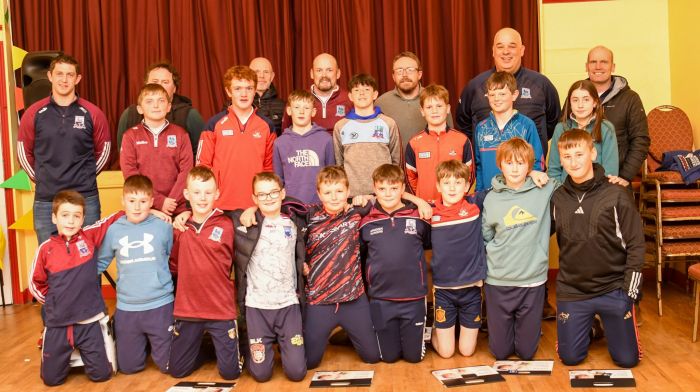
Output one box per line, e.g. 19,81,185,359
250,57,285,135
586,46,649,186
456,27,560,158
282,53,352,133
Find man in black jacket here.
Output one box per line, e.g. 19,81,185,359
250,57,285,135
586,46,650,186
552,130,643,369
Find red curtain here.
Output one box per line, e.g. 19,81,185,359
11,0,539,163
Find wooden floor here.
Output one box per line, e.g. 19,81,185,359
1,278,699,392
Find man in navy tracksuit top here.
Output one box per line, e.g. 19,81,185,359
360,164,430,363
29,190,124,386
18,54,111,245
552,130,643,368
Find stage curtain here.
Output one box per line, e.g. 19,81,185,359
10,0,538,165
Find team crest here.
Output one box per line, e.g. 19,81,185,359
558,312,570,324
336,105,346,117
521,87,532,99
167,135,177,148
435,307,446,323
458,209,468,217
404,219,417,235
290,334,304,346
209,227,224,242
448,149,457,156
372,127,384,139
73,116,86,129
250,338,265,363
283,225,293,238
76,240,90,257
252,131,262,138
228,327,237,340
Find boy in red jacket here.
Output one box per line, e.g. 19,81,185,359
168,166,240,379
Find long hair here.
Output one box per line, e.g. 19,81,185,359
560,80,604,143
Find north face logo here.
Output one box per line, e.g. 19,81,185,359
119,233,154,257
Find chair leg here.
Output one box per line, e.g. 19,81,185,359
658,253,663,317
694,281,699,342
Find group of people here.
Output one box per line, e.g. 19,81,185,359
19,26,650,387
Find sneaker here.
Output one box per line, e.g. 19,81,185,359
590,315,605,340
542,301,557,320
37,336,43,349
634,303,643,327
329,329,352,346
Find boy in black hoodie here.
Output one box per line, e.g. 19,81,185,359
552,129,644,368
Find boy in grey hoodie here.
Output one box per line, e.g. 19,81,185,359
482,138,557,360
97,175,175,374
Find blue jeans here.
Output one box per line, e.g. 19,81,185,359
33,194,101,245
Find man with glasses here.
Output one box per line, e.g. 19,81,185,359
249,57,285,136
376,51,454,151
455,28,560,159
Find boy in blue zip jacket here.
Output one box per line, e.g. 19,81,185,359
360,164,431,363
97,175,175,374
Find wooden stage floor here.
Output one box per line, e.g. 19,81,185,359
1,278,698,392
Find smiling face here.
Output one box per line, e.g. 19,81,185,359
146,67,177,99
123,191,154,224
392,56,422,96
487,85,518,115
420,96,450,130
184,177,219,220
500,155,529,189
48,62,81,100
348,83,378,111
569,88,596,123
249,57,275,94
317,181,349,215
436,175,468,207
586,46,615,88
252,179,285,218
52,202,85,239
559,143,597,184
310,54,341,93
492,28,525,73
373,180,405,213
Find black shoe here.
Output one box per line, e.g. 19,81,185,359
590,315,605,340
542,301,556,320
634,303,643,327
329,329,352,346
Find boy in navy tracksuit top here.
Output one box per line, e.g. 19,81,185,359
360,164,431,363
273,90,335,204
482,138,558,360
29,190,124,386
474,71,544,191
97,175,174,374
552,130,643,368
168,167,241,380
429,159,487,359
230,172,307,382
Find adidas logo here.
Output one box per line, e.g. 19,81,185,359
575,206,584,214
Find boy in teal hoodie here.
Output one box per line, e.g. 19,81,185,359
481,137,557,360
97,175,175,374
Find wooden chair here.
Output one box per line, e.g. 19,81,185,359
691,263,700,342
639,105,700,316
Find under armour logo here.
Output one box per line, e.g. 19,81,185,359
119,233,154,257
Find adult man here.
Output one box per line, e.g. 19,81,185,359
586,46,650,186
249,57,285,135
117,62,205,158
18,55,111,244
282,53,352,133
376,51,454,150
456,27,560,158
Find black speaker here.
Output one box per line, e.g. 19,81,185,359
21,51,62,109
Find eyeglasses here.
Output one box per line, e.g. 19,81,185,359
393,67,419,76
254,190,281,200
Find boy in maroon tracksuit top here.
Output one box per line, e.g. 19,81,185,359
120,83,193,217
29,190,124,386
168,167,240,380
360,164,431,363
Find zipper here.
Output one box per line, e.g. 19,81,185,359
65,241,70,254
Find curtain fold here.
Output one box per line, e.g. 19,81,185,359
11,0,539,165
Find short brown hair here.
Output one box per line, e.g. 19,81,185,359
392,51,422,70
52,190,85,214
495,137,535,172
143,61,181,88
137,83,172,105
49,54,80,74
252,172,283,193
316,166,349,190
187,166,217,186
419,84,449,107
486,71,517,92
348,73,378,92
223,65,257,90
372,164,404,184
557,129,594,151
287,89,315,106
435,159,471,182
123,174,154,196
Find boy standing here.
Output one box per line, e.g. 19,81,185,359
481,138,557,360
429,160,487,358
120,83,193,217
406,84,473,203
198,66,276,210
168,167,240,379
97,175,174,374
553,130,643,368
273,90,335,204
474,71,544,191
360,164,431,363
230,172,307,382
29,191,124,386
333,74,401,197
